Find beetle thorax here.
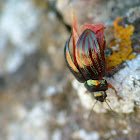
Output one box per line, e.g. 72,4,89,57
84,79,108,92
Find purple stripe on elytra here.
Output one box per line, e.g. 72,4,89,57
87,35,99,78
89,33,101,73
88,33,99,72
82,32,94,79
90,31,105,75
75,29,106,80
80,32,92,79
87,35,99,77
76,31,89,80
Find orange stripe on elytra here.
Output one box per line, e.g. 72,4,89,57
66,49,78,73
73,11,78,67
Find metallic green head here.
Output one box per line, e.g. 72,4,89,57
93,91,107,102
84,79,108,102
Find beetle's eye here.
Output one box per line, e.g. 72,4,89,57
95,96,104,102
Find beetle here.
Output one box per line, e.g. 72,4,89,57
64,13,122,103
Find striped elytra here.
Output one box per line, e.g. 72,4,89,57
75,29,106,81
64,17,122,103
64,28,108,102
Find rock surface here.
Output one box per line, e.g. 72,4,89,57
0,0,140,140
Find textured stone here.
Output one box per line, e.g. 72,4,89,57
0,0,41,74
0,0,140,140
72,54,140,113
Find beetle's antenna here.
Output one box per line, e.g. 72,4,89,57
88,100,98,120
106,99,110,102
105,100,113,112
105,99,119,118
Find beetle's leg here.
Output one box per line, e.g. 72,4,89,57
108,83,123,100
107,65,125,72
106,67,115,72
